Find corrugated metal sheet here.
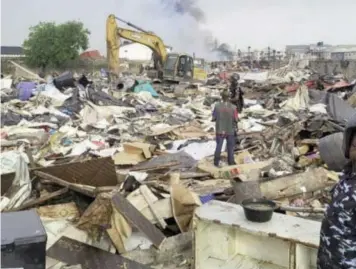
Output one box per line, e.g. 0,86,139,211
309,90,356,124
34,157,117,187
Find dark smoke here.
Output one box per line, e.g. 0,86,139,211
215,43,235,61
173,0,206,23
161,0,234,60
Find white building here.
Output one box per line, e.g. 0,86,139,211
285,45,310,60
345,51,356,60
329,46,356,60
119,42,172,61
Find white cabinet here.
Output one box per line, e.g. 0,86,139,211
193,201,321,269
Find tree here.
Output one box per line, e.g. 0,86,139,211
23,21,90,70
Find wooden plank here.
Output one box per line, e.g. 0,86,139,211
139,185,167,229
140,199,173,224
47,236,150,269
35,171,96,197
259,168,329,200
126,189,173,224
5,188,68,212
171,184,201,233
112,193,166,248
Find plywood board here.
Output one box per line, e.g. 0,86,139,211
47,236,150,269
112,193,166,248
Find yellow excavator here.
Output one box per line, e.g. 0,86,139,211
106,14,207,83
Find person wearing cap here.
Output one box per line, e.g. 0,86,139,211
317,114,356,269
212,90,238,167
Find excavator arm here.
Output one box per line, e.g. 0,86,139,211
106,14,168,77
117,28,168,69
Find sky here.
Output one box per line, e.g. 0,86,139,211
2,0,356,60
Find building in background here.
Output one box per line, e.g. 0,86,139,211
308,43,332,59
329,45,356,61
285,45,310,60
1,46,24,59
345,50,356,60
285,43,356,61
119,42,172,61
79,48,104,60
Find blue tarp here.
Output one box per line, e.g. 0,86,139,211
16,82,36,101
199,194,215,204
133,80,158,97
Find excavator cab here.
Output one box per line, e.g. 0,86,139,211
163,53,194,82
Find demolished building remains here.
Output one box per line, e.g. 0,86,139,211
1,55,356,269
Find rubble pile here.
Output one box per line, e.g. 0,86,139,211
1,61,356,269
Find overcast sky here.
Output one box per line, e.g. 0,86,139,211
2,0,356,60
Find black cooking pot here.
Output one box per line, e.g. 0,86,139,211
242,198,278,223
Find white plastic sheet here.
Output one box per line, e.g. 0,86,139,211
34,83,72,107
167,140,225,161
1,78,12,89
0,151,31,210
282,85,310,111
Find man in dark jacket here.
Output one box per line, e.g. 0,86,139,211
229,73,244,113
212,90,238,167
317,114,356,269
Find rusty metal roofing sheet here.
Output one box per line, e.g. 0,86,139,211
34,157,117,187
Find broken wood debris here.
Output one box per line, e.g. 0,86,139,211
1,59,354,269
112,193,166,248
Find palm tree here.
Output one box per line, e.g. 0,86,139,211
248,46,251,61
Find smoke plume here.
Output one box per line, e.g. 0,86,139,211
173,0,206,23
160,0,234,60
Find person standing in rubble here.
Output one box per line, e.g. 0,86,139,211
212,90,238,167
229,73,244,113
317,114,356,269
316,78,325,91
